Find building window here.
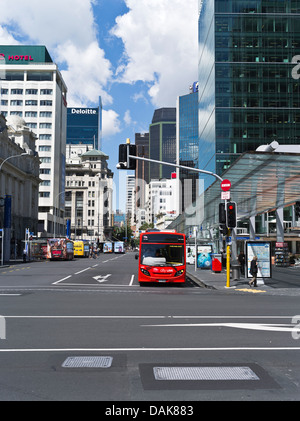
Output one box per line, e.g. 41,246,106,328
39,134,52,140
10,100,23,106
39,123,52,129
25,111,37,118
39,146,51,152
25,89,38,95
27,72,53,81
25,100,38,106
11,89,23,95
10,111,22,116
40,111,52,118
40,89,53,95
39,192,50,198
40,100,52,106
40,169,51,174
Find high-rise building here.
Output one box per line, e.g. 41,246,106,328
177,84,199,211
135,132,149,210
66,98,102,150
198,0,300,189
0,45,68,236
149,108,176,180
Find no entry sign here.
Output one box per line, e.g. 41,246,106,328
221,179,231,191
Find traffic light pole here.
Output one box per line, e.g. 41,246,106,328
128,154,224,182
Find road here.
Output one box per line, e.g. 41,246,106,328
0,252,299,402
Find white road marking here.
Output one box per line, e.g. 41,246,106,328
129,275,134,286
52,275,72,285
74,267,91,275
0,347,299,353
142,322,297,333
93,274,111,283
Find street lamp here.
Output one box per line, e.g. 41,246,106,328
0,152,29,171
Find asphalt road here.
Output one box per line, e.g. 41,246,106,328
0,252,299,402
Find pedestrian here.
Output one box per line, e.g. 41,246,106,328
249,256,258,287
238,251,245,276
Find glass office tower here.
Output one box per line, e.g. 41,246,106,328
198,0,300,188
177,88,199,210
149,108,176,180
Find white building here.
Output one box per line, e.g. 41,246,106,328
0,45,67,237
65,149,113,242
126,174,136,227
145,178,180,229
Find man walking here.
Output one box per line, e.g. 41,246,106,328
249,256,258,287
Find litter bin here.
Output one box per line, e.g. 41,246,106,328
211,253,222,273
231,264,240,281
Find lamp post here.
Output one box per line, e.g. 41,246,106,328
0,152,29,171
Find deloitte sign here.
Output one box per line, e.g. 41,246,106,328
70,108,97,115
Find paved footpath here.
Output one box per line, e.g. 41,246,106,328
187,264,300,296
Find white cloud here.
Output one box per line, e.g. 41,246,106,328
102,109,122,138
111,0,198,107
0,0,113,107
55,41,113,107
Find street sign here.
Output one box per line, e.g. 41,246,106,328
221,191,230,200
221,179,231,191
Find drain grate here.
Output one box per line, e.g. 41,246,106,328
62,356,113,368
153,366,260,381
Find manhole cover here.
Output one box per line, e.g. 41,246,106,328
153,366,259,381
62,356,113,368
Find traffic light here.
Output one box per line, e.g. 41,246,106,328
117,143,137,170
226,201,237,228
295,201,300,218
219,203,226,225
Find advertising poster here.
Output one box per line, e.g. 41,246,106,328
197,245,212,269
246,241,272,278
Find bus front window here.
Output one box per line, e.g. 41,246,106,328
141,244,184,266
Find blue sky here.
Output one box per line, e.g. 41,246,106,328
0,0,198,210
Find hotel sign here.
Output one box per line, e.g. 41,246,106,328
0,53,34,62
0,46,53,64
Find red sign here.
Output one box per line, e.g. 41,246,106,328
221,179,231,191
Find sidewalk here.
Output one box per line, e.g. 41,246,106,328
186,264,300,293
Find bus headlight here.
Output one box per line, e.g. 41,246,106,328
174,269,184,277
141,268,150,276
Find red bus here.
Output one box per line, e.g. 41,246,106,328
137,230,186,286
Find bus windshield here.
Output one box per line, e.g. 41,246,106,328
140,243,184,266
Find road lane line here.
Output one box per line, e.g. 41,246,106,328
52,275,72,285
74,267,91,275
0,347,299,352
129,275,134,286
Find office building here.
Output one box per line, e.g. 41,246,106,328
135,132,149,210
0,45,68,237
198,0,300,189
67,98,102,150
177,84,199,211
149,108,176,180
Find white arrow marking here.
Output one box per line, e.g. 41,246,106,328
92,274,111,283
